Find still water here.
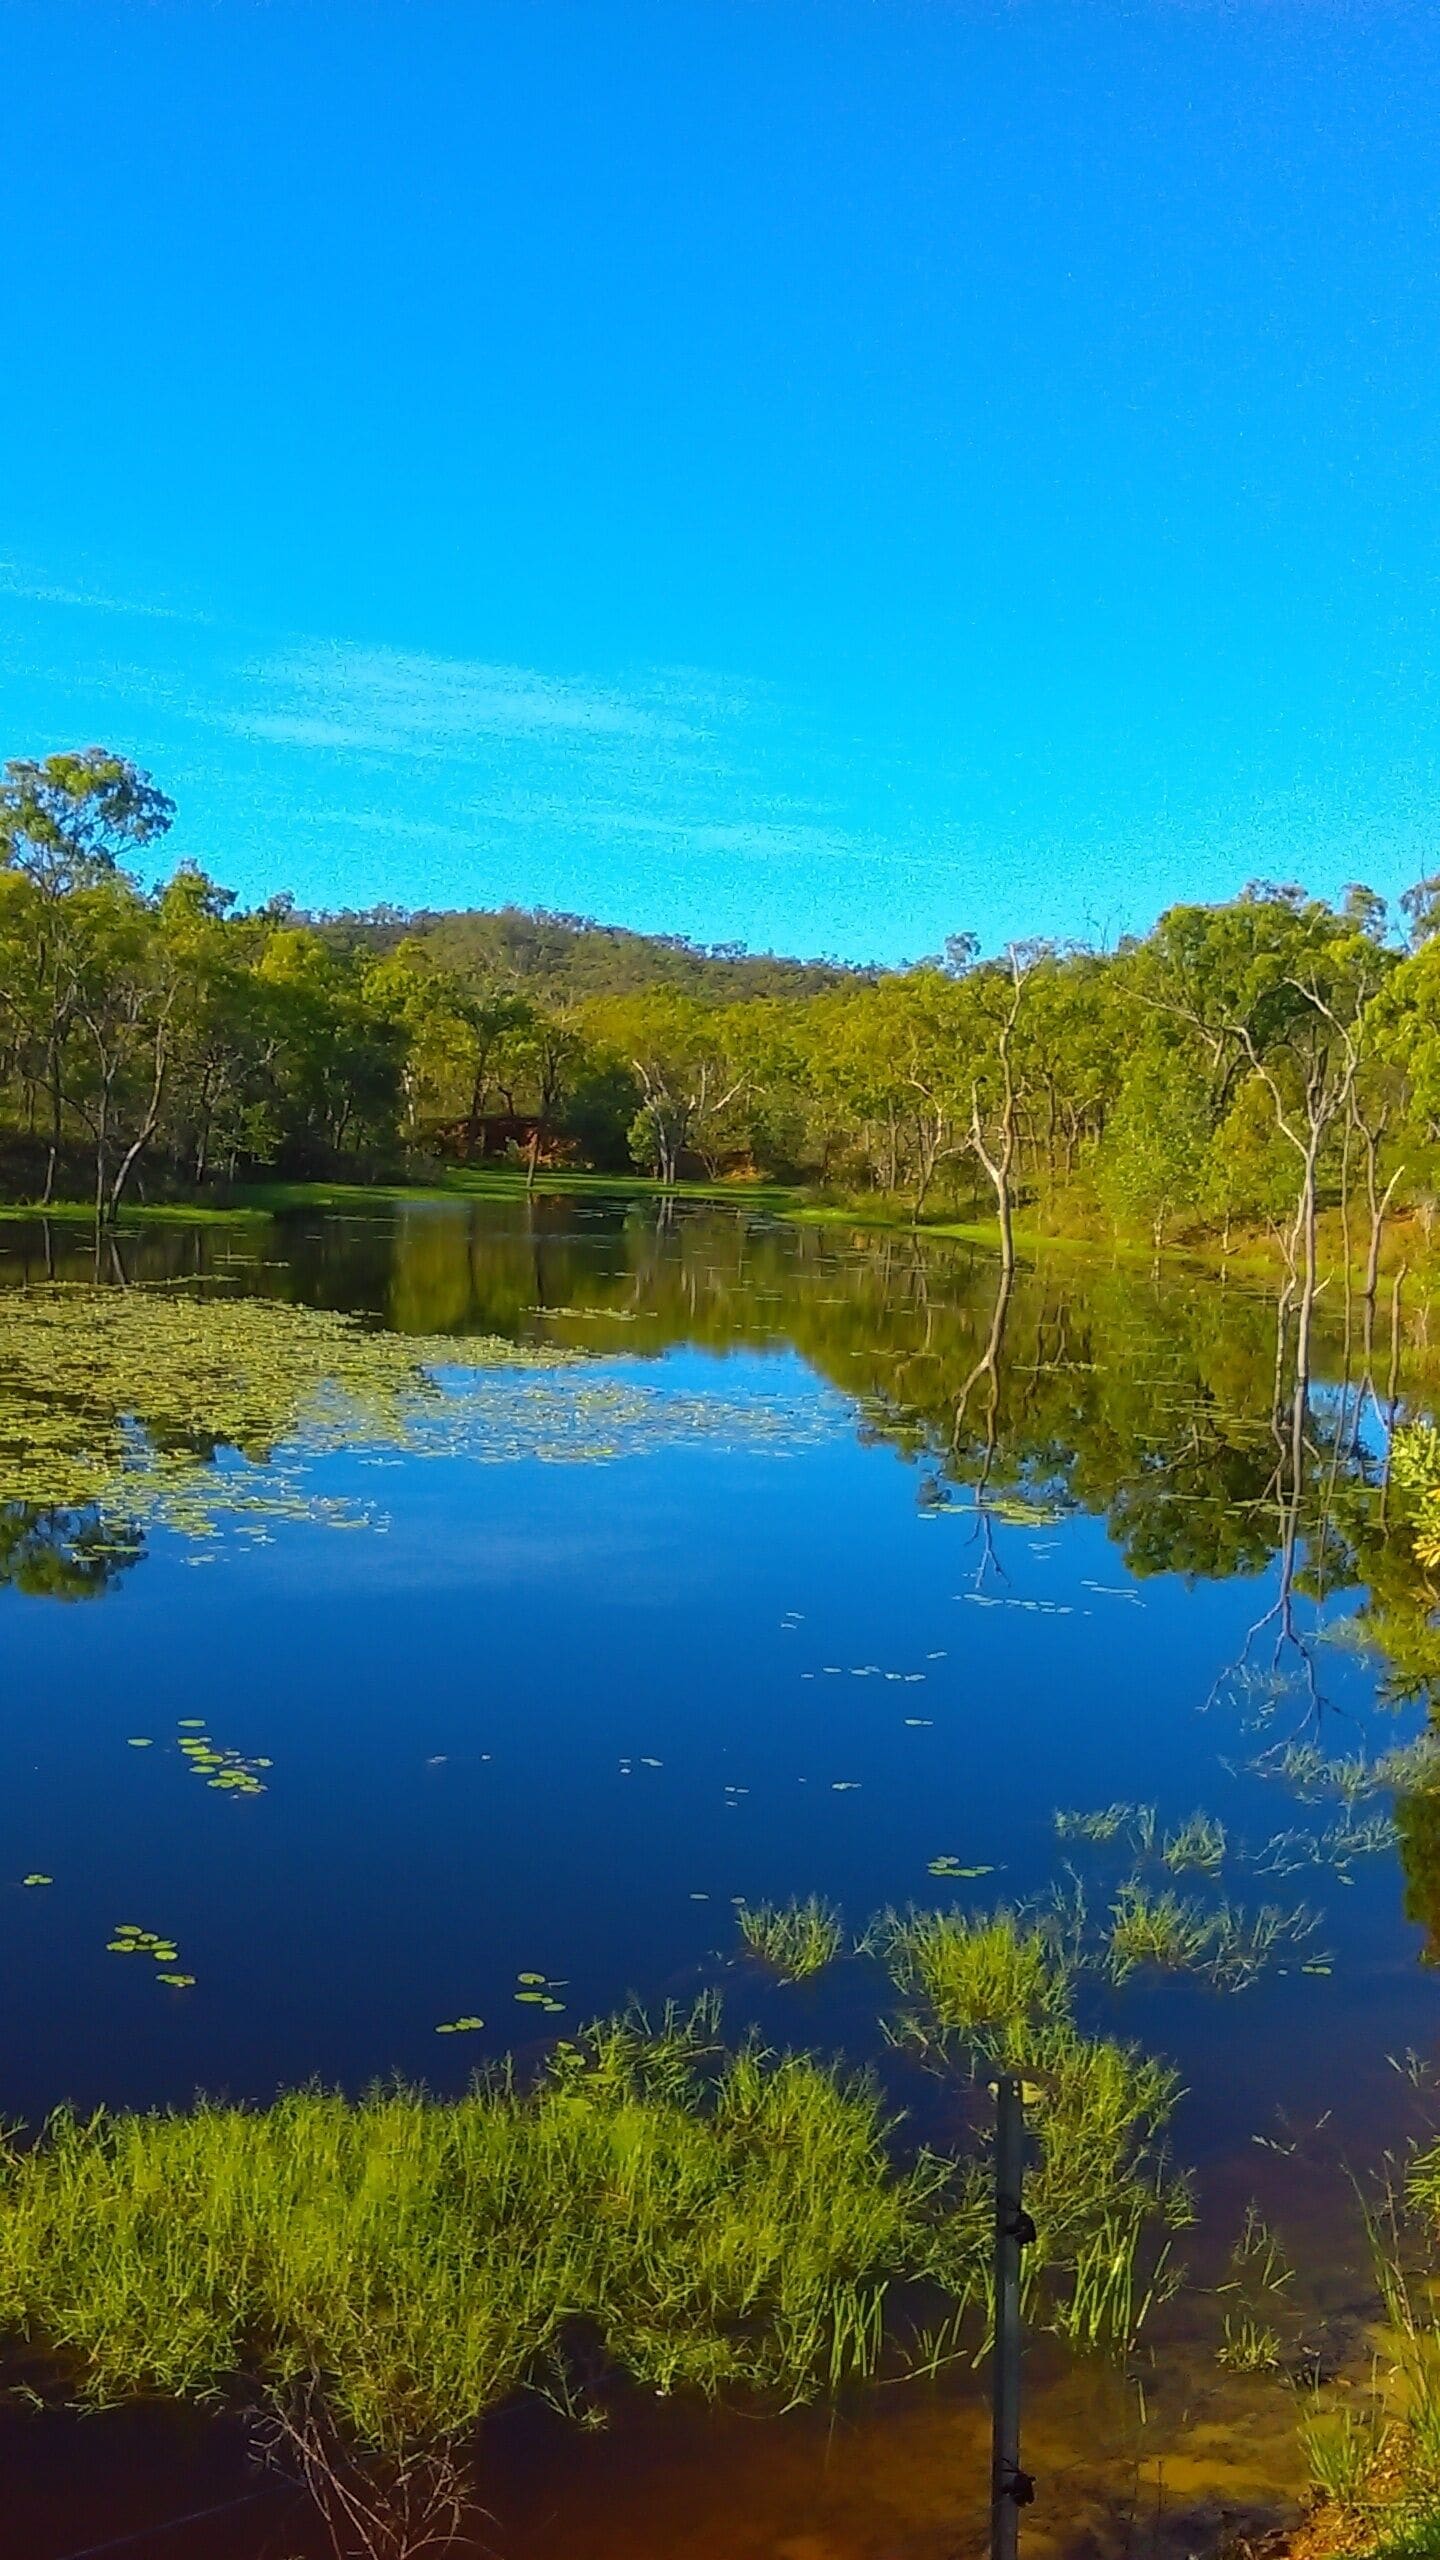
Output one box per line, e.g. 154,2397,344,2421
0,1192,1435,2557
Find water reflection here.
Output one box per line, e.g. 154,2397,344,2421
0,1196,1436,2555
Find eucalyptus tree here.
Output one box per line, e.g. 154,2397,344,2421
960,942,1053,1273
0,750,174,1199
586,990,754,1185
1138,885,1394,1293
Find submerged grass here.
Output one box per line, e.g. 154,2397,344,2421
0,2002,951,2449
736,1897,844,1981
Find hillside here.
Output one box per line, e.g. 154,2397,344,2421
312,902,865,1004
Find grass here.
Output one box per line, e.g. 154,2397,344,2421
876,1904,1189,2356
0,1927,1201,2447
1216,2310,1282,2372
0,2001,954,2449
877,1906,1071,2046
1106,1883,1218,1981
1055,1802,1157,1855
1104,1882,1323,1989
233,1168,802,1214
736,1896,844,1981
1161,1812,1228,1876
1291,2167,1440,2553
0,1197,273,1225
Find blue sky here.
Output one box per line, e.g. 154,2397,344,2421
2,0,1437,964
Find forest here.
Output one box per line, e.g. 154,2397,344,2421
6,746,1440,1287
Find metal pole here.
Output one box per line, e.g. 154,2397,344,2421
991,2071,1035,2560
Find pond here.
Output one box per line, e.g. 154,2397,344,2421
0,1190,1435,2558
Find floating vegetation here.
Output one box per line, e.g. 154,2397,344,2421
926,1857,995,1881
514,1972,567,2015
104,1923,189,1981
736,1896,843,1981
20,1874,51,1888
175,1728,270,1796
0,2002,956,2449
434,2018,485,2036
0,1287,842,1552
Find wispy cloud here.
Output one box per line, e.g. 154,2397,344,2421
0,569,896,943
224,641,693,758
0,558,207,624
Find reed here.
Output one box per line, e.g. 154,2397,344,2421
736,1896,844,1981
1161,1811,1227,1876
879,1905,1189,2358
0,2001,951,2449
877,1906,1070,2046
1104,1882,1322,1989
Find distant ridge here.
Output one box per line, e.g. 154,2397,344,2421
309,901,870,1003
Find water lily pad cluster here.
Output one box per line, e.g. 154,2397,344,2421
175,1720,270,1795
514,1971,566,2013
0,1285,841,1548
105,1924,194,1988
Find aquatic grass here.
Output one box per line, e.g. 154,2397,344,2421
1105,1883,1217,1981
877,1903,1187,2359
1208,1899,1327,1987
1054,1803,1157,1856
921,2010,1189,2358
1054,1803,1135,1847
1104,1882,1323,1989
1216,2311,1281,2372
877,1907,1071,2048
1261,1741,1387,1807
1161,1812,1227,1876
0,2002,955,2449
1253,1815,1394,1878
736,1897,844,1982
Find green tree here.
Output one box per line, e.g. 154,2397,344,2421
0,750,173,1199
1097,1050,1210,1247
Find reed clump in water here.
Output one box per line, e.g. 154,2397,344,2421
736,1895,844,1981
877,1905,1191,2354
0,2001,954,2449
875,1904,1071,2045
1291,2158,1440,2554
1105,1882,1324,1990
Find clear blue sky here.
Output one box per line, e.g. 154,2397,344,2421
2,0,1437,964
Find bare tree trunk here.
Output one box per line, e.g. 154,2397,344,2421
43,1041,62,1204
